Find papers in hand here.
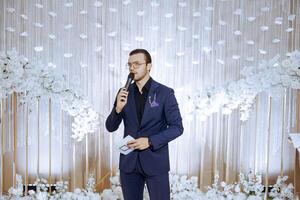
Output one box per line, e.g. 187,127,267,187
118,135,135,155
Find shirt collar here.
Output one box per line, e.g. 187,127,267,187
134,77,152,93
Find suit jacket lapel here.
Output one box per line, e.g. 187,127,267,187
140,80,159,129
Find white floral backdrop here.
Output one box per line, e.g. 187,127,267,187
0,0,300,195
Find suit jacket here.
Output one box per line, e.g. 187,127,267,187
105,79,183,176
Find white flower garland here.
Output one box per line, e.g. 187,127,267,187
178,50,300,121
2,172,294,200
101,171,295,200
0,50,99,141
5,174,100,200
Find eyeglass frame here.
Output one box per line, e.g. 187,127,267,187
125,61,148,69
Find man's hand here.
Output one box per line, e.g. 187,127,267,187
116,88,129,113
127,137,149,150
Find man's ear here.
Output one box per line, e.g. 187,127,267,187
147,63,152,72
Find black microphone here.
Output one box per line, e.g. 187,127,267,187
124,73,134,91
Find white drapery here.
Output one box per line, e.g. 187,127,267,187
0,0,299,193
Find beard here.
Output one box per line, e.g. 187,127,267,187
133,70,149,82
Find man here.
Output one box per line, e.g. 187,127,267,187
105,49,183,200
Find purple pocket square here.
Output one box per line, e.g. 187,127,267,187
149,93,159,107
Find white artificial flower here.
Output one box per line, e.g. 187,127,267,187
177,51,300,121
101,189,118,200
247,195,261,200
0,50,99,142
28,189,36,196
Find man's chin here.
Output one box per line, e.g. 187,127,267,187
133,74,147,82
133,77,141,81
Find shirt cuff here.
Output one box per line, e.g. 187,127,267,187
114,108,121,115
148,137,153,150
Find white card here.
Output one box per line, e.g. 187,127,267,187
118,135,135,155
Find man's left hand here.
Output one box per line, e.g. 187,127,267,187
127,137,149,150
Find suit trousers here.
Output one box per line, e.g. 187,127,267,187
120,156,170,200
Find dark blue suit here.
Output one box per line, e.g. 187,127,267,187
106,79,183,200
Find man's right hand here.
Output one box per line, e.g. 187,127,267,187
115,88,129,113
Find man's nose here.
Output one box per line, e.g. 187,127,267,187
129,65,135,72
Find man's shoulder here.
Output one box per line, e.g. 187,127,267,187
154,81,174,96
152,80,174,93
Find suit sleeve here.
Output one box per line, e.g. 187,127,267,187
105,108,123,132
105,90,123,132
149,89,183,150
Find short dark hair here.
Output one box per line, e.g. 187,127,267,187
129,49,152,64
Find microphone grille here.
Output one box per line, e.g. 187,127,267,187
128,73,134,79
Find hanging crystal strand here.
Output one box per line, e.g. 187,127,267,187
241,1,255,173
207,1,219,180
189,0,200,175
19,0,24,151
233,0,241,183
219,0,226,86
85,130,89,188
0,2,6,195
295,0,300,195
33,0,39,185
177,0,184,89
138,0,143,55
0,100,3,196
7,0,13,50
90,0,97,138
187,0,195,177
292,0,300,194
291,0,297,130
21,100,25,192
285,0,297,192
210,0,216,182
6,0,11,156
163,0,175,172
191,0,200,85
12,93,17,187
213,114,219,180
296,0,300,50
185,0,191,176
104,0,109,187
48,98,52,193
284,0,293,178
215,0,222,180
25,104,28,195
72,138,76,191
95,0,102,192
198,0,207,188
253,98,259,175
108,0,115,181
156,0,163,81
199,118,208,190
96,122,101,193
119,0,126,83
1,0,6,53
148,0,158,71
37,99,40,179
79,0,88,186
280,89,287,177
255,0,262,179
87,0,91,185
239,122,244,174
264,96,272,200
60,107,63,181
